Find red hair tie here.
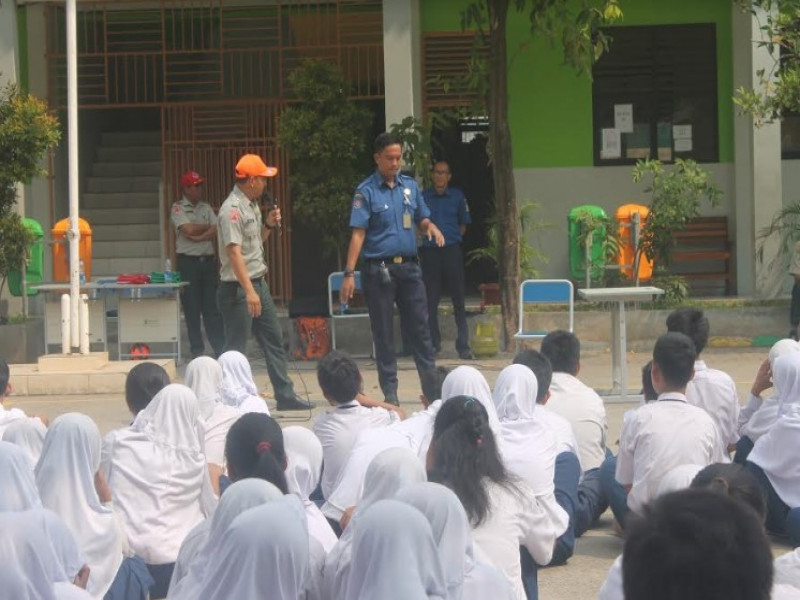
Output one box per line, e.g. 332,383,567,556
256,441,272,454
475,436,484,447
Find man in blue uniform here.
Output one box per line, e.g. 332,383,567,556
340,132,445,405
420,160,474,359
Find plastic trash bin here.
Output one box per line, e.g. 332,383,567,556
615,204,653,281
8,218,44,297
568,205,608,282
52,217,92,283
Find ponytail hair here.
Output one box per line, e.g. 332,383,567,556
429,395,511,525
225,413,288,493
690,463,766,522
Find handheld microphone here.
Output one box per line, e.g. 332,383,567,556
263,190,282,233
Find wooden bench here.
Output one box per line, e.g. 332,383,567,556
666,216,734,296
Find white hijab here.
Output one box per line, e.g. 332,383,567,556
169,478,284,598
0,512,64,600
102,384,210,564
218,351,270,414
189,496,309,600
396,483,515,600
35,413,124,599
441,366,504,453
0,439,42,510
743,339,800,441
345,499,447,600
2,417,46,466
283,426,338,553
324,446,427,600
749,352,800,506
185,356,241,466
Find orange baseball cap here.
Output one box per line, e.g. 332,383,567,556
180,171,204,187
235,154,278,178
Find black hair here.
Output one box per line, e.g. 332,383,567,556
429,395,514,526
421,366,450,402
622,489,773,600
666,308,710,355
125,362,171,415
641,361,658,402
373,132,403,154
317,350,361,405
540,330,580,375
0,360,9,396
652,332,697,390
513,350,552,403
432,159,451,172
224,412,288,493
690,463,767,522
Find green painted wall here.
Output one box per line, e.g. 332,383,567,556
420,0,734,168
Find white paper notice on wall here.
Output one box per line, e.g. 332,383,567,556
614,104,634,133
600,128,622,159
673,124,692,140
675,138,693,153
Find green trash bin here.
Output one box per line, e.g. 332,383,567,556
8,218,44,297
568,205,608,282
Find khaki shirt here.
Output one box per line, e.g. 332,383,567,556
217,186,267,282
170,197,216,256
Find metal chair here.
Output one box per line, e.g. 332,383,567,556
514,279,574,341
327,271,373,356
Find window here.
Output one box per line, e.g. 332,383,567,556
592,24,719,166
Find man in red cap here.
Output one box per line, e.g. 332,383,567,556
170,170,225,358
216,154,312,411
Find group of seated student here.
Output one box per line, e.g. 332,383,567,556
4,304,800,599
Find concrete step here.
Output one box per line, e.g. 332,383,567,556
81,208,159,225
96,146,161,163
93,240,161,259
91,223,161,242
86,176,161,193
91,256,162,276
92,161,162,177
100,131,161,148
82,192,159,209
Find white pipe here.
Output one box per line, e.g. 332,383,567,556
66,0,80,349
79,293,90,354
60,294,71,355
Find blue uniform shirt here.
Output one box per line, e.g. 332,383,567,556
349,171,431,259
421,186,471,247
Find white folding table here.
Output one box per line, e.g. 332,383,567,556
577,286,664,400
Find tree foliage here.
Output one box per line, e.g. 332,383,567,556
277,60,373,266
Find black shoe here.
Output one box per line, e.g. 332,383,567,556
458,350,476,360
384,393,399,406
277,395,316,411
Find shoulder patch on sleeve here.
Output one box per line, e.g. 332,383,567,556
172,204,183,214
229,208,240,223
352,192,365,209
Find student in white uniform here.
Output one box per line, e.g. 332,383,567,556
540,330,608,535
123,361,171,418
217,350,271,414
184,356,241,492
396,482,515,600
746,351,800,546
439,365,505,452
224,412,289,492
3,416,46,465
0,359,48,437
284,426,339,553
324,446,427,600
313,351,399,500
35,413,127,599
391,366,451,461
735,338,800,464
667,308,740,453
100,384,214,598
187,496,310,600
512,349,581,566
428,395,560,600
168,479,284,597
623,489,773,600
612,333,725,528
345,500,447,600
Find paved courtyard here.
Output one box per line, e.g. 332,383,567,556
8,346,793,599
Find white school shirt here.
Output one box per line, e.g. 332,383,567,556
390,399,443,461
686,360,740,448
776,549,800,589
616,392,725,514
536,406,580,457
0,403,30,436
472,479,560,600
546,372,608,471
312,399,398,499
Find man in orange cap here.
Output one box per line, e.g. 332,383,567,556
216,154,312,411
170,170,225,358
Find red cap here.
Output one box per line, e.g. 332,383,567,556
180,171,204,188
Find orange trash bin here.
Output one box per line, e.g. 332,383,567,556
52,218,92,282
615,204,653,282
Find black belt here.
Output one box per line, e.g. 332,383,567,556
221,275,265,286
366,256,418,265
177,254,215,262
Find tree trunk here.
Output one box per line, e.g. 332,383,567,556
487,0,519,351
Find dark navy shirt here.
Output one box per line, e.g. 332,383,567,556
421,186,471,247
349,171,431,259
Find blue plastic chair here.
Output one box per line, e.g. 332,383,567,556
514,279,574,340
